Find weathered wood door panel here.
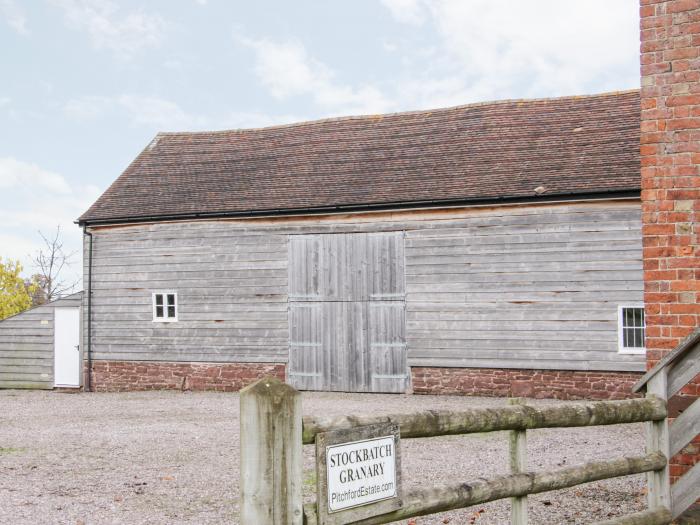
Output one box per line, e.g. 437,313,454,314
369,302,407,393
288,232,407,393
288,303,324,391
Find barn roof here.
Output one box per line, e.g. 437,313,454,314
78,90,641,225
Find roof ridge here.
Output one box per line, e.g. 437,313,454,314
156,89,641,137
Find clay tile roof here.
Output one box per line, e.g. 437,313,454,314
78,90,641,225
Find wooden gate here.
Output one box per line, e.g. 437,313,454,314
288,232,408,393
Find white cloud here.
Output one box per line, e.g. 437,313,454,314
63,95,111,120
380,0,425,25
220,111,302,130
50,0,166,58
117,95,207,129
240,37,393,116
0,157,100,285
382,0,639,106
0,157,72,194
64,94,208,130
0,0,28,34
64,94,303,132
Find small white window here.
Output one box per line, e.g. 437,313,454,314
153,292,177,322
618,305,645,354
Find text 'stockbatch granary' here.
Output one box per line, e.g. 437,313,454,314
75,91,647,398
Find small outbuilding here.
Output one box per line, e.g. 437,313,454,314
0,292,82,389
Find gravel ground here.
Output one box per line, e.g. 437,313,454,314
0,390,647,524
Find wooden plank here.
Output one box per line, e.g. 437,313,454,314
0,380,52,389
670,396,700,457
307,453,666,525
407,281,643,293
592,507,672,525
90,352,287,363
671,461,700,519
667,340,700,398
406,259,642,274
406,291,643,303
302,397,666,444
407,357,646,373
406,249,642,266
634,328,700,393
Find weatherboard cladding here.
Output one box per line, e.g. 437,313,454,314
84,202,645,373
79,91,641,224
0,292,82,389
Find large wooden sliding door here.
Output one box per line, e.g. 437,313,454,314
288,232,408,393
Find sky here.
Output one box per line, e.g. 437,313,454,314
0,0,641,289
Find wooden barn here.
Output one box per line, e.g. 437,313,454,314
75,90,646,398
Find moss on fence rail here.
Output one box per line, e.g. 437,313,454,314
301,397,667,444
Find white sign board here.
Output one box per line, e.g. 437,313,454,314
326,435,397,512
316,423,402,524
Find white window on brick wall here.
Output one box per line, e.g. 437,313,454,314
618,305,645,354
153,292,178,322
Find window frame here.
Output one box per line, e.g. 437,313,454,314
617,304,645,355
152,291,178,323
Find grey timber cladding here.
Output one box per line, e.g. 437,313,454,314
404,204,645,372
85,200,645,373
0,292,82,389
85,224,289,363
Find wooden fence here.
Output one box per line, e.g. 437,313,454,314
241,385,669,525
633,328,700,520
239,329,700,525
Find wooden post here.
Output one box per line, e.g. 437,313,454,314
240,377,303,525
509,398,528,525
645,372,671,513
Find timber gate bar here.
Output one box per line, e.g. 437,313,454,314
240,330,700,525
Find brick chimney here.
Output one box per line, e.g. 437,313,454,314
640,0,700,483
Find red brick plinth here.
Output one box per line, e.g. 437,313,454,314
86,361,285,392
411,367,643,400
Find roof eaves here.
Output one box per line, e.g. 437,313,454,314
77,187,641,227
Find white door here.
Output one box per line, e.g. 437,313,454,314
54,307,80,387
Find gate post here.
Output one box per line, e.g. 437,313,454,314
240,377,303,524
645,372,671,512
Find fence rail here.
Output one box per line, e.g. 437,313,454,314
301,397,667,444
302,452,666,525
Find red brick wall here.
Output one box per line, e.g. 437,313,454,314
640,0,700,485
640,0,700,358
411,368,643,400
87,361,285,392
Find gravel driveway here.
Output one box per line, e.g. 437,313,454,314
0,390,647,524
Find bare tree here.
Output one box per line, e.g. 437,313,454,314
31,226,79,303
